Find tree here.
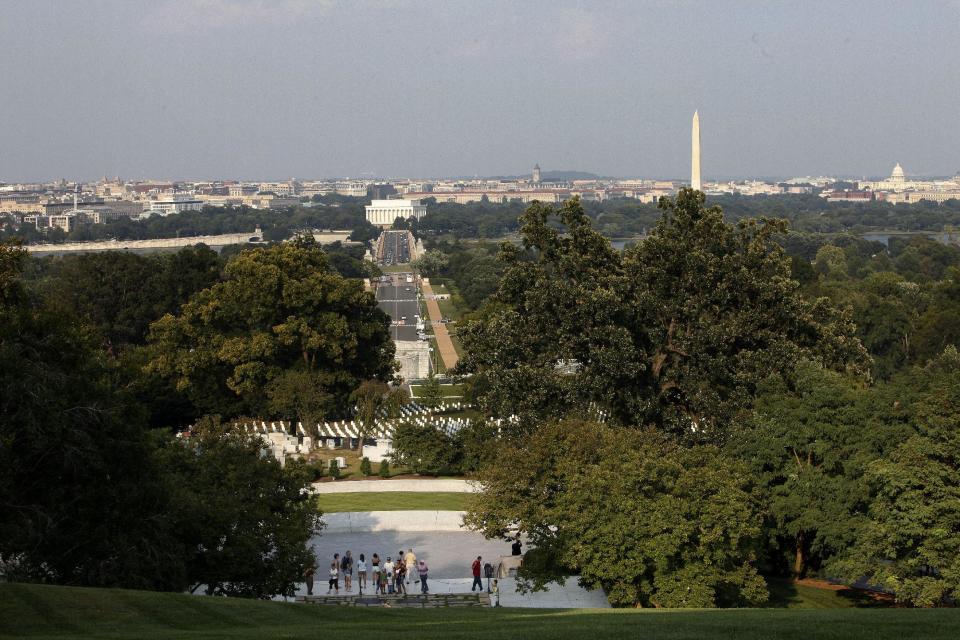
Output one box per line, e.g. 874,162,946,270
465,419,768,608
410,249,449,277
29,246,222,351
350,380,408,450
832,348,960,606
458,192,868,443
727,361,909,577
391,422,460,475
0,243,178,589
156,417,321,598
418,372,443,408
147,243,396,423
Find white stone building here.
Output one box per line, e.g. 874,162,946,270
394,340,432,380
145,195,203,216
365,199,427,227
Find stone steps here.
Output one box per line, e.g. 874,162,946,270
296,592,490,608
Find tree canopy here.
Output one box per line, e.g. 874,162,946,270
458,191,868,442
147,242,395,422
465,419,768,608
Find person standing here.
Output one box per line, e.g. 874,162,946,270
483,560,494,593
342,551,354,592
357,553,367,591
404,548,417,585
492,579,501,607
304,560,316,596
418,559,429,594
395,561,406,594
327,561,339,594
471,556,483,592
384,556,395,594
511,536,522,556
371,553,381,594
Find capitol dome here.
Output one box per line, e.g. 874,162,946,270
891,163,905,181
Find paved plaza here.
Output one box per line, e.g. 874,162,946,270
309,530,512,580
301,530,609,608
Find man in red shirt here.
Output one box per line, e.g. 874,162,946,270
471,556,483,592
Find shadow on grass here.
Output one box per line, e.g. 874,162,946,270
765,576,890,609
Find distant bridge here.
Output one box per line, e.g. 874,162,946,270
25,230,354,254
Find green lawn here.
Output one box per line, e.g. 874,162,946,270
317,491,471,512
4,583,960,640
409,383,466,399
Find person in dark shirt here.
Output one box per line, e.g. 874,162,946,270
511,536,522,556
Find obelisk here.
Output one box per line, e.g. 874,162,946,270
691,110,702,191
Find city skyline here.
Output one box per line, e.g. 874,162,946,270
1,1,959,181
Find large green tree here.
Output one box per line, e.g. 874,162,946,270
465,419,768,608
0,243,178,589
458,191,868,442
728,361,910,578
833,348,960,606
156,417,321,598
147,242,395,422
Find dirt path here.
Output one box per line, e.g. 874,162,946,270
420,280,459,371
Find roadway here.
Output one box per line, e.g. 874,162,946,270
375,272,420,341
377,230,411,264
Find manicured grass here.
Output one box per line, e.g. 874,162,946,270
4,583,960,640
409,383,466,399
317,491,472,512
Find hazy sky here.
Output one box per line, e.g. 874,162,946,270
1,0,959,181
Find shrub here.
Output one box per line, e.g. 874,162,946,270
328,458,341,480
379,460,390,478
360,457,372,476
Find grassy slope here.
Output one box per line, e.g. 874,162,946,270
317,491,471,512
3,583,960,640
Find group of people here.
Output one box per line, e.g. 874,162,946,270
304,549,429,596
302,538,521,606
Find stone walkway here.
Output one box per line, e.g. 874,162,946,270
420,280,459,370
297,592,490,608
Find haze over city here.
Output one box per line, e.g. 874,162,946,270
2,0,959,181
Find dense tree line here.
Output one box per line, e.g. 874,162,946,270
411,194,960,240
412,240,504,311
0,238,393,596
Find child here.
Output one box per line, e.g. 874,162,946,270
492,579,500,607
395,560,406,594
328,561,339,594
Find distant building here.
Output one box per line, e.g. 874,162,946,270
367,183,398,200
403,190,564,205
365,199,427,227
258,181,298,196
335,181,369,197
823,190,873,203
532,164,541,183
228,184,258,197
146,195,204,216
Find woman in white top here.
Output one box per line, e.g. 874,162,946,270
357,553,367,590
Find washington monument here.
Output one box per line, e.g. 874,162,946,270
691,110,702,191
